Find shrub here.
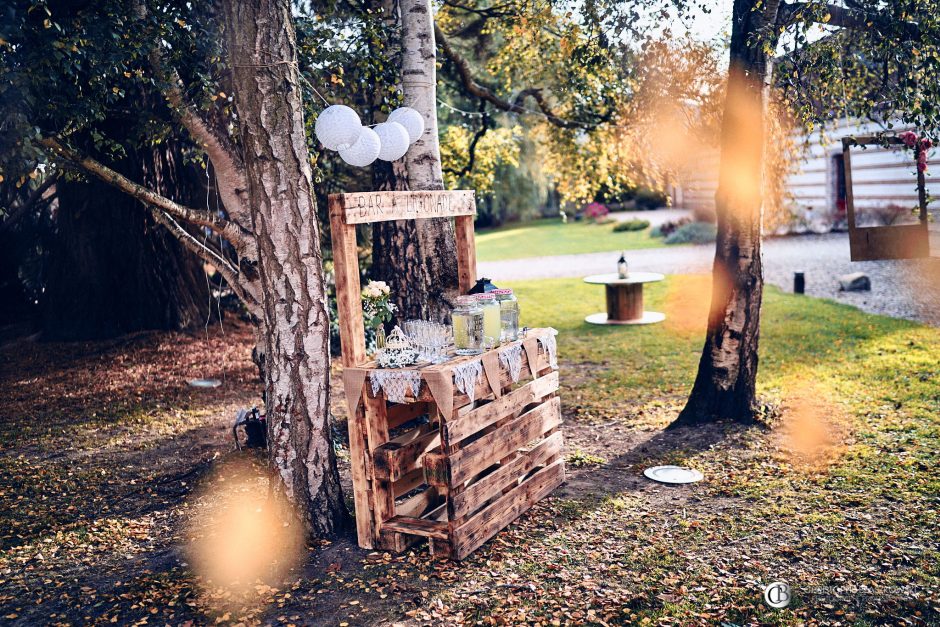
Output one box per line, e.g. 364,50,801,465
664,221,718,245
692,206,717,223
612,219,650,232
650,217,691,238
635,188,669,210
582,202,610,222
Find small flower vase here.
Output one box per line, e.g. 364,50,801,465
375,325,386,350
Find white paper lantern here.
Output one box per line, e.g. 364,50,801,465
315,105,362,151
339,126,381,167
374,121,409,161
388,107,425,144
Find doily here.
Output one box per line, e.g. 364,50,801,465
453,360,484,402
499,344,524,383
370,369,423,403
538,329,559,370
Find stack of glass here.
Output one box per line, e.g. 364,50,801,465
402,320,453,363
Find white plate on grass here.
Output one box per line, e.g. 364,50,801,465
643,465,703,484
188,378,222,388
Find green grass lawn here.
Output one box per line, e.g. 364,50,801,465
476,217,664,261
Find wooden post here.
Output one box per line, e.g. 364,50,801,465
841,137,857,232
329,196,367,367
454,214,477,294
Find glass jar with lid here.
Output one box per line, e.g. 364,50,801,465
452,295,484,355
474,293,501,349
492,288,519,342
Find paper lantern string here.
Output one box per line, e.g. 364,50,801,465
315,105,424,167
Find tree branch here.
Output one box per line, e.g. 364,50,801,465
435,23,612,130
778,2,920,37
443,100,490,178
134,0,252,229
157,64,252,226
148,207,256,309
39,137,251,250
0,171,58,233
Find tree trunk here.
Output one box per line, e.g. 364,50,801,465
370,0,460,323
42,144,209,341
221,0,348,536
674,0,780,426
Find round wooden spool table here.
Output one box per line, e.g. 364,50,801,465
583,272,666,325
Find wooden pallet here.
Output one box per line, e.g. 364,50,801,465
329,190,565,559
343,332,563,559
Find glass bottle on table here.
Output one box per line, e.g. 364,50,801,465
617,252,629,279
451,296,484,356
493,288,519,342
474,292,501,349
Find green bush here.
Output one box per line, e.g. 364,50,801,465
635,188,669,210
612,219,650,232
664,221,717,244
650,217,691,238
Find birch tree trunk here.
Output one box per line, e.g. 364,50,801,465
674,0,780,426
371,0,460,323
220,0,348,535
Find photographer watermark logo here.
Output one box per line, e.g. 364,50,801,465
764,581,791,608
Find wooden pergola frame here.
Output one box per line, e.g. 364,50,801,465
842,135,931,261
328,190,478,367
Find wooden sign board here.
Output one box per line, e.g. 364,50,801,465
330,190,476,225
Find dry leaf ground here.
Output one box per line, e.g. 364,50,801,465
0,276,938,626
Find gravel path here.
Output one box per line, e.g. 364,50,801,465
479,232,940,326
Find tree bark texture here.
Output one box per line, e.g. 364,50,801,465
370,0,460,323
221,0,348,536
675,0,781,426
42,144,209,341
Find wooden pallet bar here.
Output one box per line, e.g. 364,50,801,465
329,189,566,559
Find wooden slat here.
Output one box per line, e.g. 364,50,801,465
330,190,475,225
393,467,426,498
450,460,565,560
363,393,399,550
848,224,930,261
451,431,563,520
396,486,439,518
444,397,562,486
374,426,441,482
388,401,429,431
328,200,366,367
347,395,377,549
454,214,477,294
444,372,559,445
382,516,449,540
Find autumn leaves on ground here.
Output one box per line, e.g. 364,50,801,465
1,278,939,626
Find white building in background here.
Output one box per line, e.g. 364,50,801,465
675,120,940,235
